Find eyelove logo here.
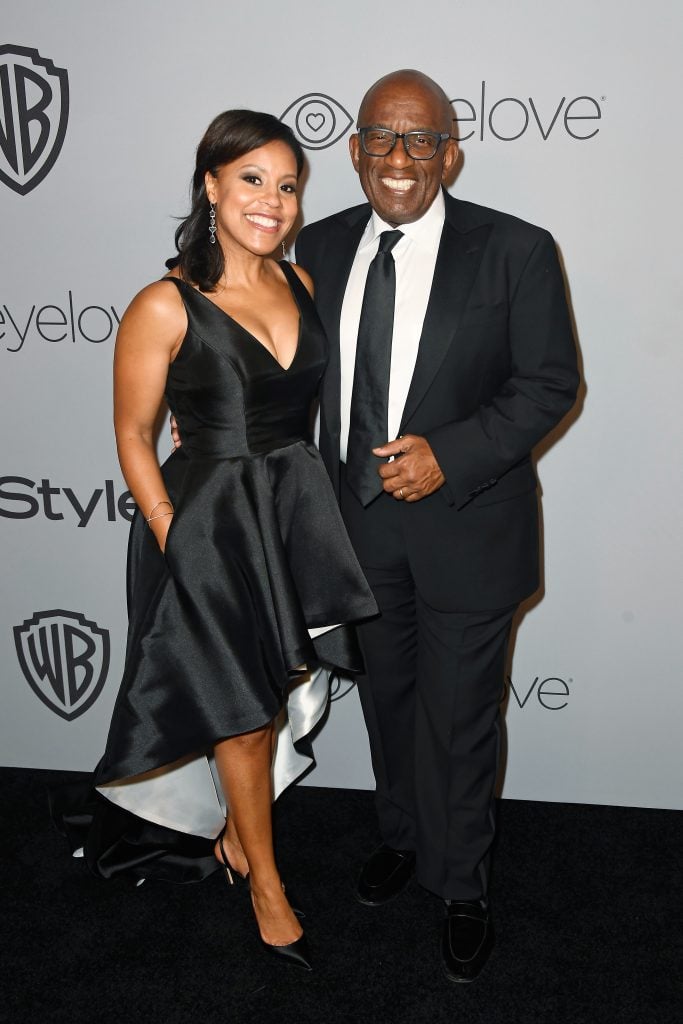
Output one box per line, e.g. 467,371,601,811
503,675,572,711
280,84,603,150
0,44,69,195
451,83,602,142
14,610,110,721
280,94,353,151
0,476,135,526
1,292,122,352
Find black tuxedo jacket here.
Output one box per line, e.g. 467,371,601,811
296,190,578,610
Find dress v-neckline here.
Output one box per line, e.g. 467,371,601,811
185,263,303,373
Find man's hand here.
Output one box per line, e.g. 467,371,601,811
373,434,445,502
170,414,181,449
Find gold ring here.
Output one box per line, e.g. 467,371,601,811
399,488,404,498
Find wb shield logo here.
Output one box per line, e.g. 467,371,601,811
0,44,69,195
14,610,110,721
280,93,353,150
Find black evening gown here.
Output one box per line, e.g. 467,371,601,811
51,262,377,882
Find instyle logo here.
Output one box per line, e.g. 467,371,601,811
280,94,353,151
14,610,110,721
1,292,122,353
0,477,135,526
503,675,572,711
451,83,602,142
0,44,69,195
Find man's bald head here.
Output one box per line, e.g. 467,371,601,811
357,69,454,134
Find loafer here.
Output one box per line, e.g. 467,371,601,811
356,843,415,906
441,900,494,983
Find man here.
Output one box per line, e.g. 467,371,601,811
296,69,578,982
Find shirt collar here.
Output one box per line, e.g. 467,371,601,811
361,188,446,254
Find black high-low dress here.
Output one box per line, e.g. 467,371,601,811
52,262,377,881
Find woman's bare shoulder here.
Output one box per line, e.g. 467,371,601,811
124,277,185,320
117,277,188,350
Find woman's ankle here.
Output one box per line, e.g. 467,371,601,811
249,872,288,901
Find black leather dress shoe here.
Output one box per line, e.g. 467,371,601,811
356,844,416,905
441,900,494,983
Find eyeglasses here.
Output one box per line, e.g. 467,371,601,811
357,127,451,160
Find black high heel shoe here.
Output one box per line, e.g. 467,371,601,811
215,825,248,886
260,932,312,971
214,825,306,918
216,843,312,970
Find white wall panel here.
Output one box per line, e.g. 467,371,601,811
2,1,681,809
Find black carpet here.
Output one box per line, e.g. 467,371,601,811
2,768,681,1024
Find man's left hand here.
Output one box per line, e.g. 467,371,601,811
374,434,445,502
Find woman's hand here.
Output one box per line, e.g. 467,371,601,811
170,415,182,449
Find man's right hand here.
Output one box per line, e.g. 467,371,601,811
170,414,181,449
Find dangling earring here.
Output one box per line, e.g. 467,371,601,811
209,203,217,245
281,240,287,259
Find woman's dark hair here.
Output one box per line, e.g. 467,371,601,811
166,109,305,291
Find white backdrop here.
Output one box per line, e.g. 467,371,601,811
2,1,681,810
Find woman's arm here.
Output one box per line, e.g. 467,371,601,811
113,281,186,551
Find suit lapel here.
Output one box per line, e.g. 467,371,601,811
400,204,491,431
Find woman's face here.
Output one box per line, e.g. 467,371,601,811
205,140,299,258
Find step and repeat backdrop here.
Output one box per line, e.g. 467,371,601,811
2,1,681,809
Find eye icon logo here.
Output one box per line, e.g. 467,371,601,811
0,44,69,195
14,609,110,721
280,93,353,151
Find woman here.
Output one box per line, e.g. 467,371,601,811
54,110,377,970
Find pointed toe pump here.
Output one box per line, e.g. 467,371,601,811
260,932,312,971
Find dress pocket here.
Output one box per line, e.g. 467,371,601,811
162,512,178,566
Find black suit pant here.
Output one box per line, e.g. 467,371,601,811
340,464,516,901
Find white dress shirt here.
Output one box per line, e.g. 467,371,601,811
338,189,445,461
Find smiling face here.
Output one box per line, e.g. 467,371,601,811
204,140,299,257
349,72,459,226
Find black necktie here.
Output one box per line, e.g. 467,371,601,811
345,229,403,506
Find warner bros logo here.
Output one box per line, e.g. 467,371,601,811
14,610,110,721
0,44,69,195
